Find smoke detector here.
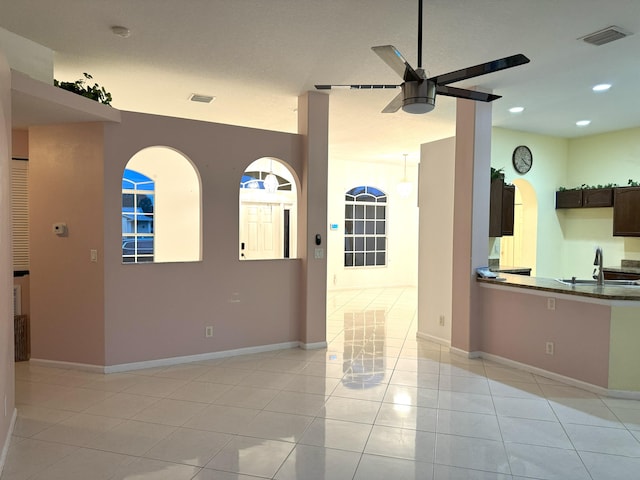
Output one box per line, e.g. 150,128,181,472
111,26,131,38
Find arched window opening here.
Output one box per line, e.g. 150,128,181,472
239,157,298,260
122,146,201,264
344,186,387,267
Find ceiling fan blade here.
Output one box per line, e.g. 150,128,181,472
372,45,422,82
314,84,400,90
381,91,404,113
431,53,530,86
436,85,501,102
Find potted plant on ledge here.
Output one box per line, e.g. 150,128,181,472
54,73,113,105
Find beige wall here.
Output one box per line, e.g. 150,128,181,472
418,137,455,342
29,123,106,365
327,156,419,290
560,127,640,277
0,50,15,471
491,127,640,279
491,128,569,278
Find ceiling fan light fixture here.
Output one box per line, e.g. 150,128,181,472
402,100,435,114
402,80,436,114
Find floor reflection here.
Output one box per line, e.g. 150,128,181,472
342,310,386,389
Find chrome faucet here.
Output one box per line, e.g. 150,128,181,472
593,247,604,286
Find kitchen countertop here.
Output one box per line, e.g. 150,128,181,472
477,273,640,301
489,265,532,275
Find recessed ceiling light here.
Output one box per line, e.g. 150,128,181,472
576,120,591,127
111,26,131,38
592,83,612,92
189,94,215,104
508,106,525,113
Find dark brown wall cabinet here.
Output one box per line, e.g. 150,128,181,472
489,179,515,237
613,187,640,236
556,190,582,208
556,188,613,209
603,270,640,281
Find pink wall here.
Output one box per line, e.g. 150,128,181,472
298,92,328,345
28,123,106,365
451,99,492,352
11,130,27,158
0,50,16,468
478,285,611,388
102,111,308,365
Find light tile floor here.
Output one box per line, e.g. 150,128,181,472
3,287,640,479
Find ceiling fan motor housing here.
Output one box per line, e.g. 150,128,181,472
402,80,436,114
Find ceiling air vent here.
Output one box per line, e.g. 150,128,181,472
580,26,631,46
189,93,215,103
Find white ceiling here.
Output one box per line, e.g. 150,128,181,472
2,0,640,165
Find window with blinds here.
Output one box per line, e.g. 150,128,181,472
11,158,29,272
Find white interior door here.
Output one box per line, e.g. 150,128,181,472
241,202,281,259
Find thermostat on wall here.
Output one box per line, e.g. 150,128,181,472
330,223,339,231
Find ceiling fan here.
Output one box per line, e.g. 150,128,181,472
315,0,530,114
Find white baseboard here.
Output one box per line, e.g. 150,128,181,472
0,408,17,476
416,331,451,347
479,352,612,397
299,341,327,350
105,341,301,373
450,348,638,399
449,347,482,359
327,284,417,293
32,341,306,374
29,358,105,373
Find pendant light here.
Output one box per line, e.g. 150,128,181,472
263,159,279,193
397,154,412,198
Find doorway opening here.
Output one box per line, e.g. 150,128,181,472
500,179,538,274
239,157,298,260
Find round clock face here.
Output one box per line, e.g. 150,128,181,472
512,145,533,174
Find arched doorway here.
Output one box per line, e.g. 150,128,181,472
500,179,538,274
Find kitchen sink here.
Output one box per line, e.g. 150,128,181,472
556,278,640,287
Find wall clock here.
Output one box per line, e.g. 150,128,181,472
512,145,533,174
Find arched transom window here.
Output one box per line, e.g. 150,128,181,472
239,157,298,260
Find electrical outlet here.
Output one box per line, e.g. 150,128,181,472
545,342,554,355
205,326,213,338
439,315,445,326
547,298,556,310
